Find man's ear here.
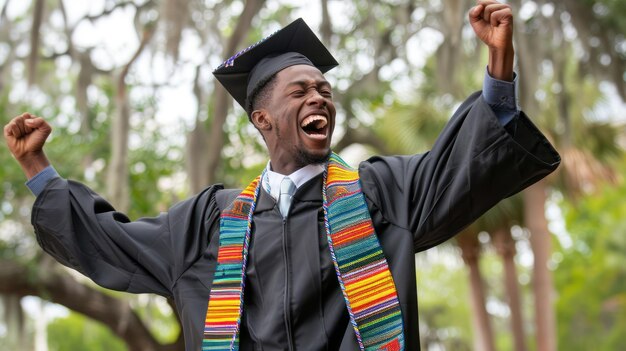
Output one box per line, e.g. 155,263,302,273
251,109,272,131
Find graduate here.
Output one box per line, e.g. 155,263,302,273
4,1,560,350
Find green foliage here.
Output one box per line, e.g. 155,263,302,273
134,296,182,345
220,110,268,188
556,158,626,351
373,98,449,154
126,119,184,218
581,0,626,47
47,312,127,351
416,251,473,350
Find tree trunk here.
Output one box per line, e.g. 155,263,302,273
3,294,28,350
34,298,49,351
524,180,557,351
458,232,496,351
27,0,44,86
107,24,155,211
319,0,332,44
77,52,93,137
186,118,210,194
161,0,189,62
186,65,210,193
435,0,467,97
108,90,131,212
492,228,528,351
510,0,541,118
0,0,14,92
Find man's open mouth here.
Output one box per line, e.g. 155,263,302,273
301,115,328,139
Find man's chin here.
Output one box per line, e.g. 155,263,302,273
295,148,331,166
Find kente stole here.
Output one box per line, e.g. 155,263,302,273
203,152,405,351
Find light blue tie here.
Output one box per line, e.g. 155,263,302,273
278,177,296,218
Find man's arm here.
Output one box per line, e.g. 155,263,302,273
4,113,220,296
359,1,560,252
360,93,560,252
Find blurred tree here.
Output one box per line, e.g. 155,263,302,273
457,230,496,351
509,1,624,349
0,1,187,348
108,17,157,212
187,0,266,192
27,0,44,87
2,295,27,351
491,226,528,351
368,3,624,351
556,157,626,351
415,249,473,350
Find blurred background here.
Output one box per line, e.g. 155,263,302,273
0,0,624,350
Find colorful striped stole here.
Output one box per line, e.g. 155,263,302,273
202,177,261,350
203,153,404,350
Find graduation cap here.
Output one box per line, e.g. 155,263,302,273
213,18,338,112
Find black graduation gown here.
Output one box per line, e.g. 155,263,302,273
31,92,560,350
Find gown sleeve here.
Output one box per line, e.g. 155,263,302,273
358,91,560,252
31,177,222,296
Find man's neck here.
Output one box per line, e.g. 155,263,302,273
265,162,325,200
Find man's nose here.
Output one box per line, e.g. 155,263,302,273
306,91,327,106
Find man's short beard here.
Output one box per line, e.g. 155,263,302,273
274,123,331,167
294,147,331,167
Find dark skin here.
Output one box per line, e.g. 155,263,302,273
5,0,513,178
251,65,336,175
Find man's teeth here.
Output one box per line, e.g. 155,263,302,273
301,115,328,129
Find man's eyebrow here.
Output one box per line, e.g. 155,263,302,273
286,80,332,88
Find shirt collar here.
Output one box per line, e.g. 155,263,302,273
263,161,325,200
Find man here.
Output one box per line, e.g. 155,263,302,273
4,1,559,350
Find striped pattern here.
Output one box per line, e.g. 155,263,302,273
203,176,262,351
322,153,405,351
202,152,404,351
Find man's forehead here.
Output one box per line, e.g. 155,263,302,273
277,65,329,85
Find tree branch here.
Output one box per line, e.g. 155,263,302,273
333,122,392,155
0,259,182,351
84,1,152,22
0,0,11,24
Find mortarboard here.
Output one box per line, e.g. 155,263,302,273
213,18,338,112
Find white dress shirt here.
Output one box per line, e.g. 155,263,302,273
262,162,325,200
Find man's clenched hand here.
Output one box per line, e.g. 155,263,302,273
469,0,515,81
4,113,52,179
